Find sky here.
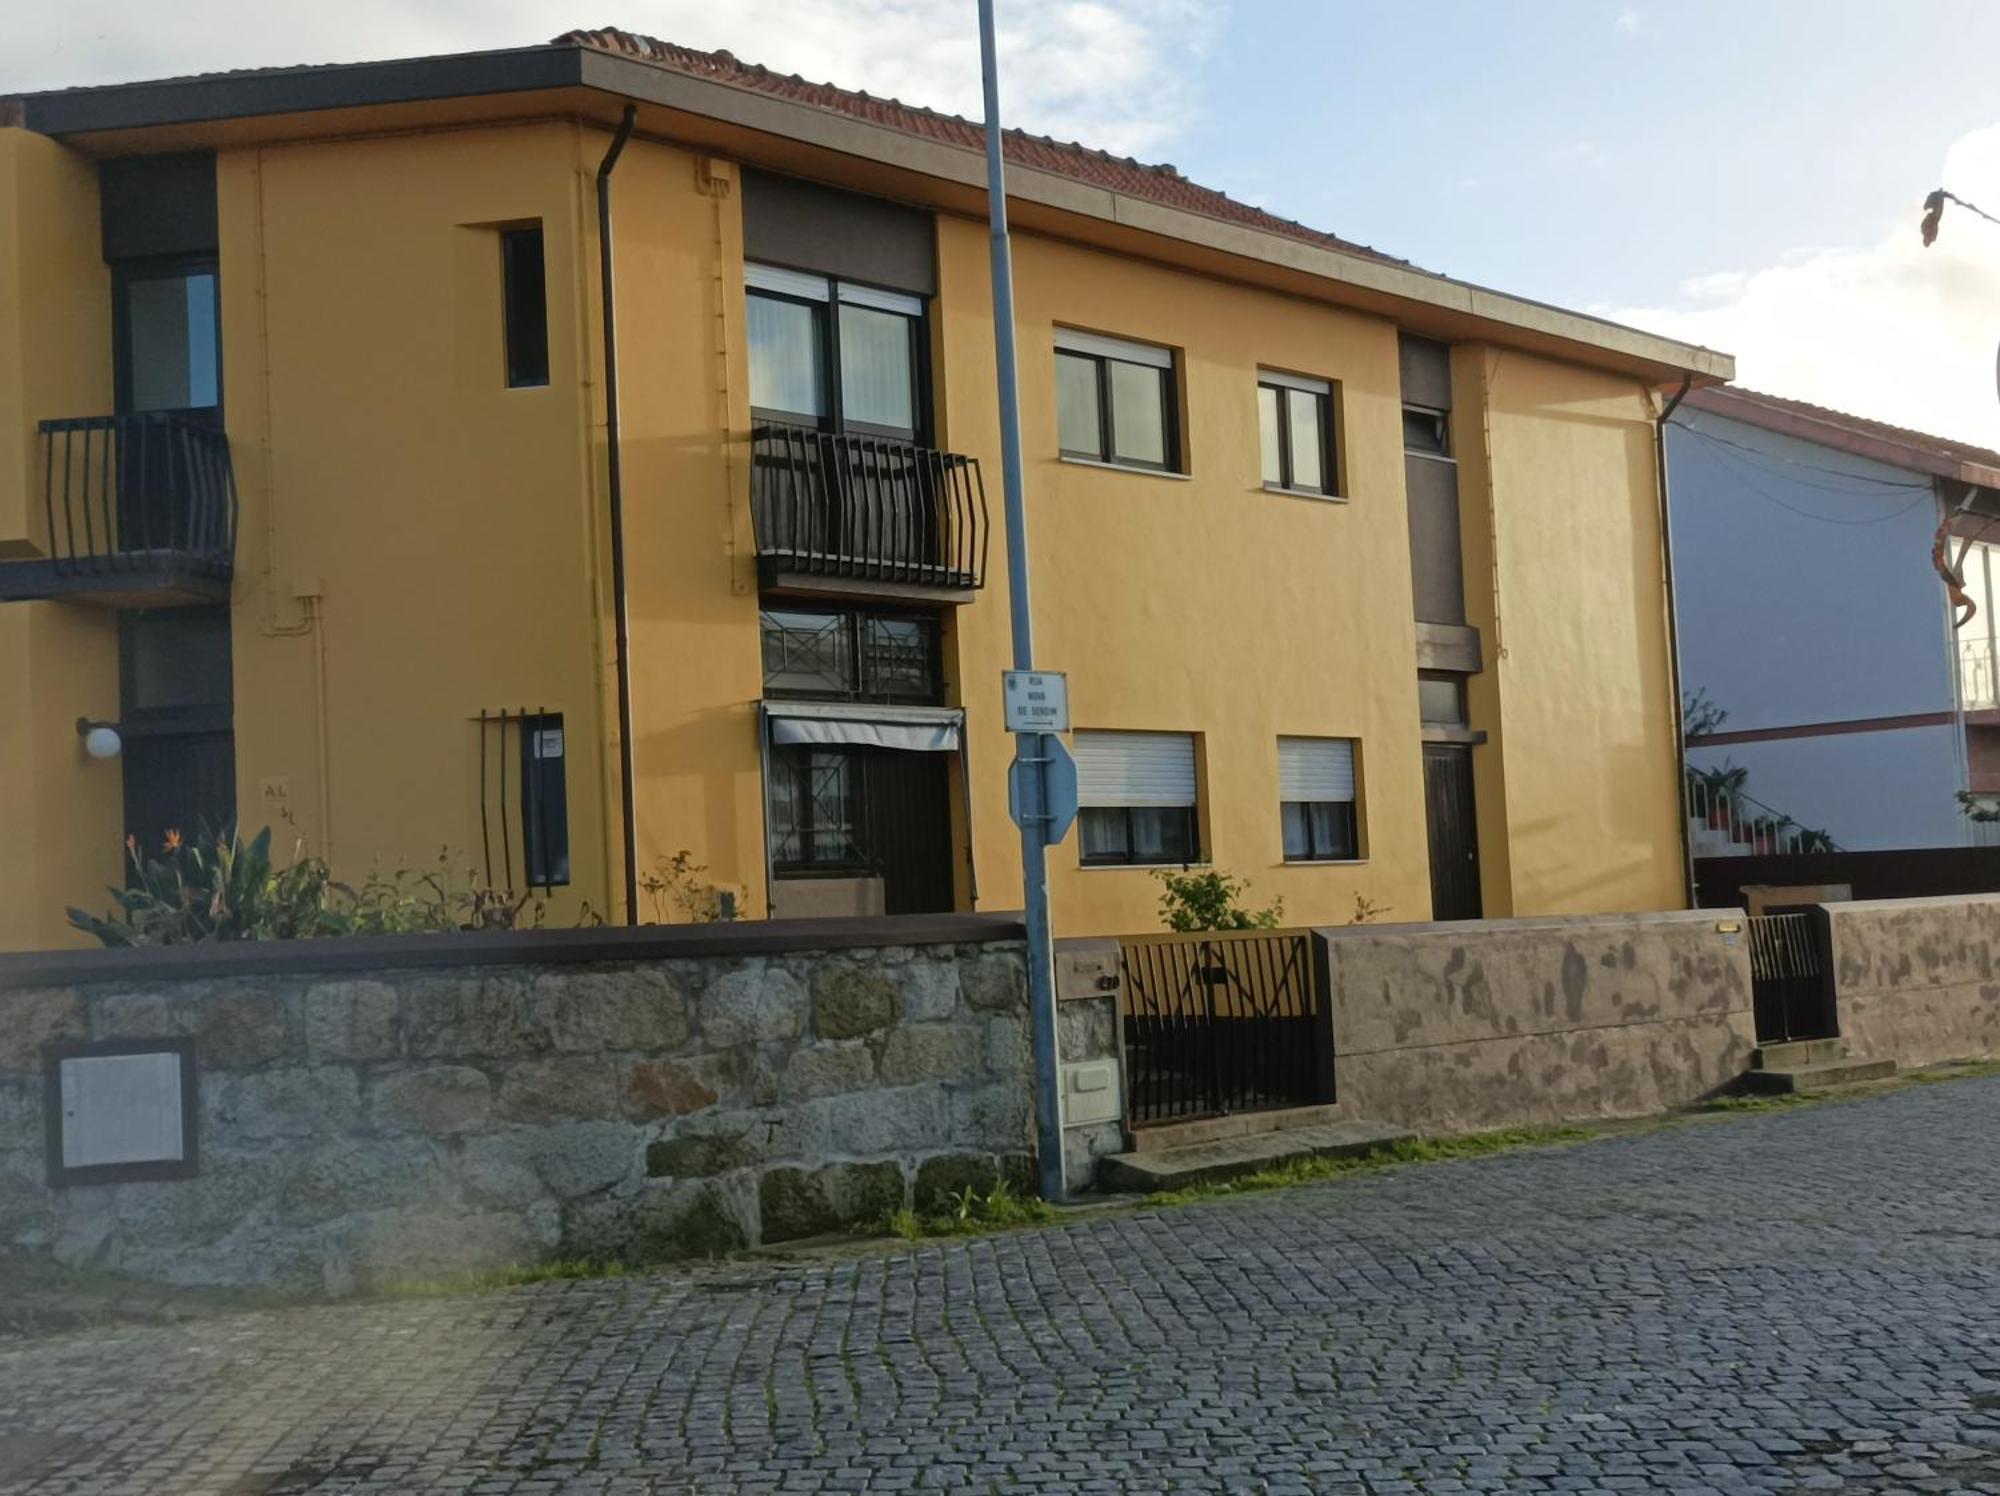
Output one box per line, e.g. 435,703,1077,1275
9,0,2000,444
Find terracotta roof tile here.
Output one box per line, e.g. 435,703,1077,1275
558,27,1413,270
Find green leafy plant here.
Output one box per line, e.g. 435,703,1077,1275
637,850,742,924
68,824,540,947
884,1178,1055,1241
1959,790,2000,824
1152,867,1284,932
1682,688,1730,740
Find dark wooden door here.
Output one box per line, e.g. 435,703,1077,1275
864,749,955,915
1423,743,1482,921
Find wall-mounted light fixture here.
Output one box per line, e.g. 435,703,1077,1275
75,718,122,761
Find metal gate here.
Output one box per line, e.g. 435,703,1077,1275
1118,930,1334,1126
1746,912,1837,1044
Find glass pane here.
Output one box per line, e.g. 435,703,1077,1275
863,616,939,702
838,304,917,431
1403,407,1449,455
1418,674,1466,727
1258,385,1282,486
748,293,825,418
1109,359,1166,466
804,751,862,865
1079,807,1129,862
1281,801,1310,861
767,755,804,864
1287,388,1324,491
1311,802,1357,859
760,609,853,695
1132,806,1195,863
1056,352,1101,457
126,607,231,712
127,272,219,412
501,228,549,388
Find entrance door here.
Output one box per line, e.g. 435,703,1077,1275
1422,743,1482,921
767,743,955,916
864,749,954,915
120,608,236,865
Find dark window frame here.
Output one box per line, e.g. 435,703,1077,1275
1281,799,1360,863
1077,804,1202,867
1404,404,1451,457
768,745,875,876
759,603,944,705
746,267,930,443
501,224,550,389
1417,671,1469,729
112,253,223,420
1259,377,1337,495
1056,345,1180,473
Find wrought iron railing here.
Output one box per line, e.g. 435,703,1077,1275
1746,911,1836,1044
1118,930,1333,1126
38,414,236,579
1959,637,2000,712
749,420,988,590
1685,770,1841,858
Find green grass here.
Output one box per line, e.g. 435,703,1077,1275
1141,1125,1593,1208
380,1256,633,1300
883,1178,1059,1241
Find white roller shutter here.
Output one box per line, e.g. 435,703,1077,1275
1074,731,1197,808
1278,737,1355,802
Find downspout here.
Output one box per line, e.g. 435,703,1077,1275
596,104,639,925
1656,374,1696,908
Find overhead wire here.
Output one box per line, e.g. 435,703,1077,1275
1670,422,1936,526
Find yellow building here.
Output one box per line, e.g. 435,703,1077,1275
0,30,1732,950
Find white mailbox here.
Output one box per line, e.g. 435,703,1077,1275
1062,1060,1123,1127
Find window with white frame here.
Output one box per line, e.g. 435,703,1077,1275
1278,736,1359,861
1075,730,1200,865
1258,370,1336,495
1054,329,1179,471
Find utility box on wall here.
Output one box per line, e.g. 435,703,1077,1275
1063,1059,1122,1127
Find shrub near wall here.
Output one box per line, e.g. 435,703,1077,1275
0,922,1033,1296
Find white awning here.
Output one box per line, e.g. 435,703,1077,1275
764,702,963,752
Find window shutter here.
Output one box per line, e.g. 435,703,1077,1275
1278,737,1355,802
1075,731,1197,807
1053,327,1174,369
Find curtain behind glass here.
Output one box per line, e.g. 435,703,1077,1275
838,304,916,432
748,293,825,418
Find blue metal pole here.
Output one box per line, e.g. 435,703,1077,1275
979,0,1065,1204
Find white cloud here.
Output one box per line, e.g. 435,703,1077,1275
1615,7,1643,35
1606,124,2000,449
0,0,1216,159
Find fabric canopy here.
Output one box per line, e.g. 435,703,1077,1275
764,702,963,753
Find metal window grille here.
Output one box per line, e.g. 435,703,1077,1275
475,708,569,894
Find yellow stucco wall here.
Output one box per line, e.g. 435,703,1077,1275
1457,346,1684,915
0,116,1687,949
218,123,610,921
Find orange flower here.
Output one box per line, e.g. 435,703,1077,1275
163,828,183,854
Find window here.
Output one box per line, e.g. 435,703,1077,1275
768,747,866,871
1278,736,1359,862
501,225,549,388
1417,673,1468,729
760,605,942,704
747,264,924,437
1075,731,1200,865
1258,371,1336,495
1054,329,1178,471
1404,405,1450,456
519,712,569,887
117,261,219,414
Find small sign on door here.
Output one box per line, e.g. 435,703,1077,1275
1002,670,1070,733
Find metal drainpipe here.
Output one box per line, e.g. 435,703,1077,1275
1656,374,1696,909
597,104,640,925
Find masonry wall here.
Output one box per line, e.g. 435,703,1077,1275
1319,909,1755,1133
1825,893,2000,1067
0,920,1031,1297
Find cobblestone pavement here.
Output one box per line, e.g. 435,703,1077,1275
8,1079,2000,1495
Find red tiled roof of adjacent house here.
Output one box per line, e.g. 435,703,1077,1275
558,27,1414,270
1687,385,2000,479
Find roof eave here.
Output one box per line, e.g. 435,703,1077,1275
1686,388,2000,490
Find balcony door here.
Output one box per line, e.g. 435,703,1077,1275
120,607,236,870
110,258,221,559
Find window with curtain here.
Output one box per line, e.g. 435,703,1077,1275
746,264,923,437
1258,370,1336,495
1054,328,1179,471
1075,730,1201,865
1278,736,1359,861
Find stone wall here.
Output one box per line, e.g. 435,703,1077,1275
1320,910,1756,1133
1825,894,2000,1067
0,918,1031,1296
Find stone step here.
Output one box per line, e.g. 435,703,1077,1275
1097,1118,1415,1195
1752,1038,1848,1071
1128,1103,1347,1153
1741,1056,1897,1094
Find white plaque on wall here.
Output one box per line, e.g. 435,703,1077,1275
46,1041,198,1185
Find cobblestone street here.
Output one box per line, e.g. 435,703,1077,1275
7,1078,2000,1494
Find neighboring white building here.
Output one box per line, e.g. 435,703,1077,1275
1668,387,2000,853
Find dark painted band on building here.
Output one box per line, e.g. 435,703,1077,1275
1688,711,1957,747
0,912,1028,991
742,168,937,297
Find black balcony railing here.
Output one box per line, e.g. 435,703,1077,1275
2,415,238,605
750,421,988,593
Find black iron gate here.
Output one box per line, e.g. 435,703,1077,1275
1746,911,1836,1044
1118,930,1334,1125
